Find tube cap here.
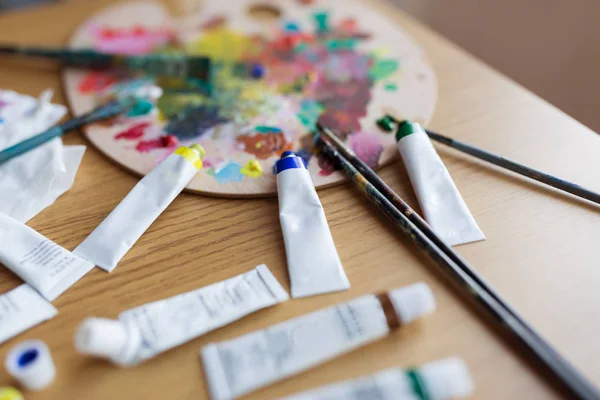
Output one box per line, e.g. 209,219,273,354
5,340,56,391
275,151,306,174
74,318,141,366
388,283,436,324
419,358,474,400
395,120,425,142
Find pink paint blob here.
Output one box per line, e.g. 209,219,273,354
114,122,151,140
88,23,175,55
135,135,179,152
348,131,384,169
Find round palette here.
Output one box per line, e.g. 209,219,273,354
63,0,437,197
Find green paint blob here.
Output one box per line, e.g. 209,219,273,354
369,59,399,81
313,11,330,33
376,115,396,132
385,82,398,91
126,99,154,117
255,125,282,133
206,168,215,176
326,38,358,51
294,42,308,53
296,100,324,130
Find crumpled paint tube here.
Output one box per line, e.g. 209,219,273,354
201,282,436,400
280,358,474,400
74,144,204,272
396,121,485,246
275,151,350,298
0,213,94,301
0,285,57,344
74,264,289,366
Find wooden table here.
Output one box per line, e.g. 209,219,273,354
2,1,600,399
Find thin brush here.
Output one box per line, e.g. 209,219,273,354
317,134,600,400
377,115,600,206
0,96,138,163
0,45,264,81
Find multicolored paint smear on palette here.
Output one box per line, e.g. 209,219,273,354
81,12,401,182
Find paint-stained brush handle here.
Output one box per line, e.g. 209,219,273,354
0,45,265,81
0,97,136,163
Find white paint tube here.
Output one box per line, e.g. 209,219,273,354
396,121,485,246
281,358,474,400
275,151,350,298
0,285,58,344
73,144,204,272
0,213,95,301
74,264,289,366
201,282,436,400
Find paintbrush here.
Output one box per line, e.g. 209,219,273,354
0,45,264,81
0,96,139,163
377,115,600,206
316,131,600,400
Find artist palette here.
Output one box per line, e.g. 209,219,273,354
63,0,437,197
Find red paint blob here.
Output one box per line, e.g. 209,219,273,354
114,122,151,140
77,72,117,94
340,18,358,32
135,135,179,153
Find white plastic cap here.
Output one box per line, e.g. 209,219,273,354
419,358,475,400
388,282,436,324
5,340,56,391
74,318,140,366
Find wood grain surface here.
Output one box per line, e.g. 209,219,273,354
1,1,600,399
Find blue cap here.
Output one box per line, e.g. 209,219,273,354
250,63,265,79
275,151,306,174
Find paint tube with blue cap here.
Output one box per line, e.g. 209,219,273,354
73,144,205,272
275,151,350,298
396,121,485,246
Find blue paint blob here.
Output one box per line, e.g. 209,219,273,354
0,118,4,124
296,148,312,167
18,349,39,368
215,162,244,184
284,21,300,32
250,63,265,79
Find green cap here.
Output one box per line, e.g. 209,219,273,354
396,120,424,142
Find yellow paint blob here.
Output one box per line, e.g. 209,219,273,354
186,27,254,61
0,387,24,400
241,160,264,178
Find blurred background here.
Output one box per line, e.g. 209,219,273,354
391,0,600,132
2,0,598,132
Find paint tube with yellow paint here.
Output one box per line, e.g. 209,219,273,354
73,144,204,272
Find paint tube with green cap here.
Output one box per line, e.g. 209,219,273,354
74,144,205,272
280,358,474,400
396,121,484,246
